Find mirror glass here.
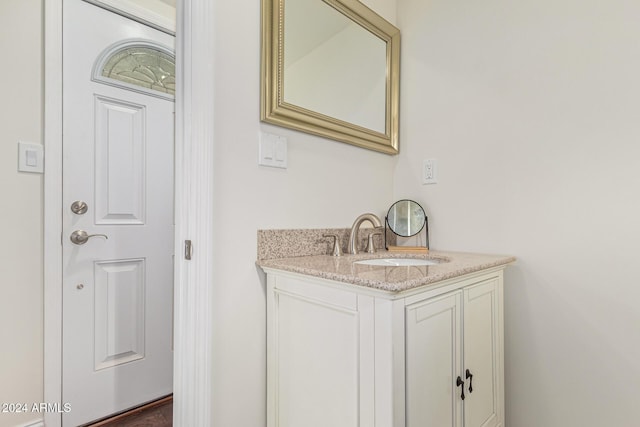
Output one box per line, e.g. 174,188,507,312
283,0,386,133
261,0,400,154
387,200,426,237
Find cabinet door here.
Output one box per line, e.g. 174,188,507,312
268,275,375,427
463,278,503,427
406,292,463,427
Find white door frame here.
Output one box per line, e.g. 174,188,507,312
82,0,177,34
43,1,215,426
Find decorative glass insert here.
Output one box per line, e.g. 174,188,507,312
101,46,175,96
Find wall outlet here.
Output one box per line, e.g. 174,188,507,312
422,159,437,184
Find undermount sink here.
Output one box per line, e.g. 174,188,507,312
354,258,441,267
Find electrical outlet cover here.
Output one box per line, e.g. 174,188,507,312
422,158,437,184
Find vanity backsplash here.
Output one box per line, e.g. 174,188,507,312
257,228,394,261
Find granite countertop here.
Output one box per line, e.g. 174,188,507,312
257,250,516,293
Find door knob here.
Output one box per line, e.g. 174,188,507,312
70,230,108,245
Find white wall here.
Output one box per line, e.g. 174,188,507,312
0,1,396,426
14,0,638,426
0,1,44,427
210,0,396,425
396,0,640,425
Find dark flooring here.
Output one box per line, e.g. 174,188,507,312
87,395,172,427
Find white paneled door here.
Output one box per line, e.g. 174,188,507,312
62,1,175,425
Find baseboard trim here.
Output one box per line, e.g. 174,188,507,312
17,420,44,427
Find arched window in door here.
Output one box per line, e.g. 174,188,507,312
93,40,175,99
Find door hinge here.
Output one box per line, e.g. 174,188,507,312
184,240,193,260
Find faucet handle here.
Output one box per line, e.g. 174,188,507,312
323,234,343,257
365,231,383,254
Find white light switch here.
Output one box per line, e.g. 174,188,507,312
263,139,275,160
26,150,37,166
275,139,286,161
18,141,44,173
259,132,287,169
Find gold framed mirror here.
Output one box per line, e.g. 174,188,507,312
261,0,400,154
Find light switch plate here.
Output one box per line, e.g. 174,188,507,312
18,141,44,173
259,132,287,169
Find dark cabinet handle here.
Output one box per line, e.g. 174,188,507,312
466,369,473,393
456,376,465,400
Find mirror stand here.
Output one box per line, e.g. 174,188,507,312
384,199,429,252
384,220,429,252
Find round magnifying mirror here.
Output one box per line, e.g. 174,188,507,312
386,199,426,237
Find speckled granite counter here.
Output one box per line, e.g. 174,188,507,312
258,251,515,293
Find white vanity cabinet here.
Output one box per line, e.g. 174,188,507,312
405,275,503,427
265,267,505,427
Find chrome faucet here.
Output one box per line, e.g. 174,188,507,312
348,213,383,255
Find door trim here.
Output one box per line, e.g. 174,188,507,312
172,0,215,425
43,2,63,425
43,1,215,426
83,0,176,35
